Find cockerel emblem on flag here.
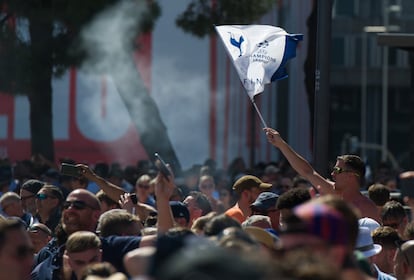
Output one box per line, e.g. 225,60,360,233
215,25,303,100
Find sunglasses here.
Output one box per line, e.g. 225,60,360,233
138,184,150,190
200,184,214,189
332,166,360,177
28,225,52,236
63,200,97,210
36,193,56,200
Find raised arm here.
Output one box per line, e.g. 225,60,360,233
77,164,126,202
154,171,175,235
263,127,334,195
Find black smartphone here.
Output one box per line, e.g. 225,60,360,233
154,153,171,181
400,177,414,198
60,163,81,177
130,193,138,204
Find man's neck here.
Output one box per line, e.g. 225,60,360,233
237,200,252,218
340,184,362,200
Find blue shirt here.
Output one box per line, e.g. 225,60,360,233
31,235,142,279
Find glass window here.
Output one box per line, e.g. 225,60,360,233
332,37,345,66
335,0,355,16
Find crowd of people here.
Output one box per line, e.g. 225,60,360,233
0,127,414,279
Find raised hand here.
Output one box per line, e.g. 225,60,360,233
119,193,135,214
263,127,283,147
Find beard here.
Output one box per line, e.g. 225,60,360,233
62,211,94,235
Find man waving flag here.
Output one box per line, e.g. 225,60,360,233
215,25,303,100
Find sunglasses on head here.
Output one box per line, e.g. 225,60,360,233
63,200,96,210
332,166,360,177
28,225,52,236
36,193,56,200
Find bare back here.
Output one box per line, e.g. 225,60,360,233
347,193,380,222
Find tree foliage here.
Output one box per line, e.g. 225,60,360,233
176,0,275,37
0,0,161,92
0,0,164,162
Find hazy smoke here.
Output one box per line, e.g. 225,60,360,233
77,0,151,164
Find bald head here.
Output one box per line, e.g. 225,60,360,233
62,189,101,235
67,189,101,211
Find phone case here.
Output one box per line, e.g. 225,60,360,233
60,163,80,177
154,153,171,179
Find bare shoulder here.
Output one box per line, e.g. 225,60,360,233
352,195,380,222
315,179,335,195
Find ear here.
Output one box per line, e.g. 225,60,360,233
63,250,71,268
193,208,202,219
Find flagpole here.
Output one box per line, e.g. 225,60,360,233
251,99,267,128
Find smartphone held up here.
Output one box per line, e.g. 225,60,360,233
60,163,81,178
154,153,171,181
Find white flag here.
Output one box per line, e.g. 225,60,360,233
215,25,303,100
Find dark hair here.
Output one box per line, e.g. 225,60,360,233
188,191,212,215
276,187,311,210
150,227,195,277
381,200,406,221
203,214,241,237
40,185,64,202
337,155,365,180
292,176,311,188
367,184,390,207
372,226,402,249
94,163,109,178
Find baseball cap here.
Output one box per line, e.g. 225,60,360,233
232,175,272,193
169,201,190,224
21,179,45,194
250,192,279,211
